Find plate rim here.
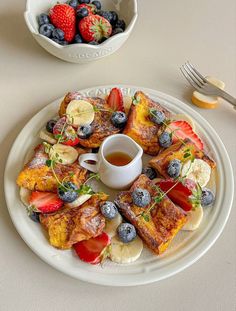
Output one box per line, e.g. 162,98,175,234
4,84,234,286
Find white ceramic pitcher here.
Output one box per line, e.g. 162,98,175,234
79,134,143,190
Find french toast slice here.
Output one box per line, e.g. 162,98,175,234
149,138,216,178
59,92,120,148
123,91,171,155
40,193,107,249
17,144,88,192
115,175,186,255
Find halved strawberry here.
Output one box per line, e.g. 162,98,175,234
107,88,124,112
29,191,63,213
168,120,204,150
156,178,198,211
77,3,96,15
74,232,110,264
53,117,79,146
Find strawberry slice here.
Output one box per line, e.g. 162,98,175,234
156,179,197,211
107,88,125,112
53,117,79,146
168,120,204,150
29,191,64,213
74,232,110,264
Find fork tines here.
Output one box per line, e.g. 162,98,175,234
180,61,207,90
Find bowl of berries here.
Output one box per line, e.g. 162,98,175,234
24,0,138,63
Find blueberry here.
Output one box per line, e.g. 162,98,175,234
68,0,78,8
92,0,101,10
74,34,83,43
110,11,118,25
111,111,127,129
58,182,78,203
111,28,123,36
132,188,151,207
167,159,182,178
201,188,214,207
28,211,40,223
52,38,61,44
52,39,68,45
98,10,113,23
38,13,50,26
115,19,126,30
150,109,165,125
159,132,172,148
76,7,89,18
117,223,136,243
89,41,99,45
60,40,69,46
46,119,57,133
142,167,157,180
52,28,65,40
39,24,54,38
100,201,118,219
79,0,90,3
77,125,93,138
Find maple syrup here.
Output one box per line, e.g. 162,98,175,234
105,152,132,166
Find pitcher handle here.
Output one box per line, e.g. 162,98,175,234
79,153,99,173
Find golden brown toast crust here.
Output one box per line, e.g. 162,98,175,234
149,139,216,178
59,92,120,148
123,91,171,155
16,144,88,192
115,174,186,254
40,193,107,249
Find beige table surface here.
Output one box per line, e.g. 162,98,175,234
0,0,236,310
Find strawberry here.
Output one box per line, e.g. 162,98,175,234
107,88,125,112
77,3,96,15
53,117,79,146
74,232,110,264
49,4,76,42
79,15,112,43
156,178,199,211
29,191,63,213
168,120,204,150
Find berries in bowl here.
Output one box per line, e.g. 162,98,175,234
24,0,138,63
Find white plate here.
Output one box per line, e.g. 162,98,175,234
4,85,234,286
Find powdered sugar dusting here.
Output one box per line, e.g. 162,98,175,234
28,157,47,169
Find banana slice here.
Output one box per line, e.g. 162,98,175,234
123,96,133,114
182,205,203,231
49,143,78,165
173,114,195,131
192,76,225,109
103,213,122,238
66,99,95,127
65,194,92,208
19,187,31,206
110,235,143,264
181,159,211,187
39,128,57,145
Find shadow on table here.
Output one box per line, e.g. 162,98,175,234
0,10,55,60
0,113,34,244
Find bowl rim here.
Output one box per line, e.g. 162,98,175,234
24,0,138,49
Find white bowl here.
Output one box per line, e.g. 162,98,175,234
24,0,138,63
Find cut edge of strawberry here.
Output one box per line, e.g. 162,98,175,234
73,232,111,265
29,191,64,214
107,87,125,112
156,179,194,211
169,120,204,150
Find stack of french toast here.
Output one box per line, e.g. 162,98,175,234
16,88,216,264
